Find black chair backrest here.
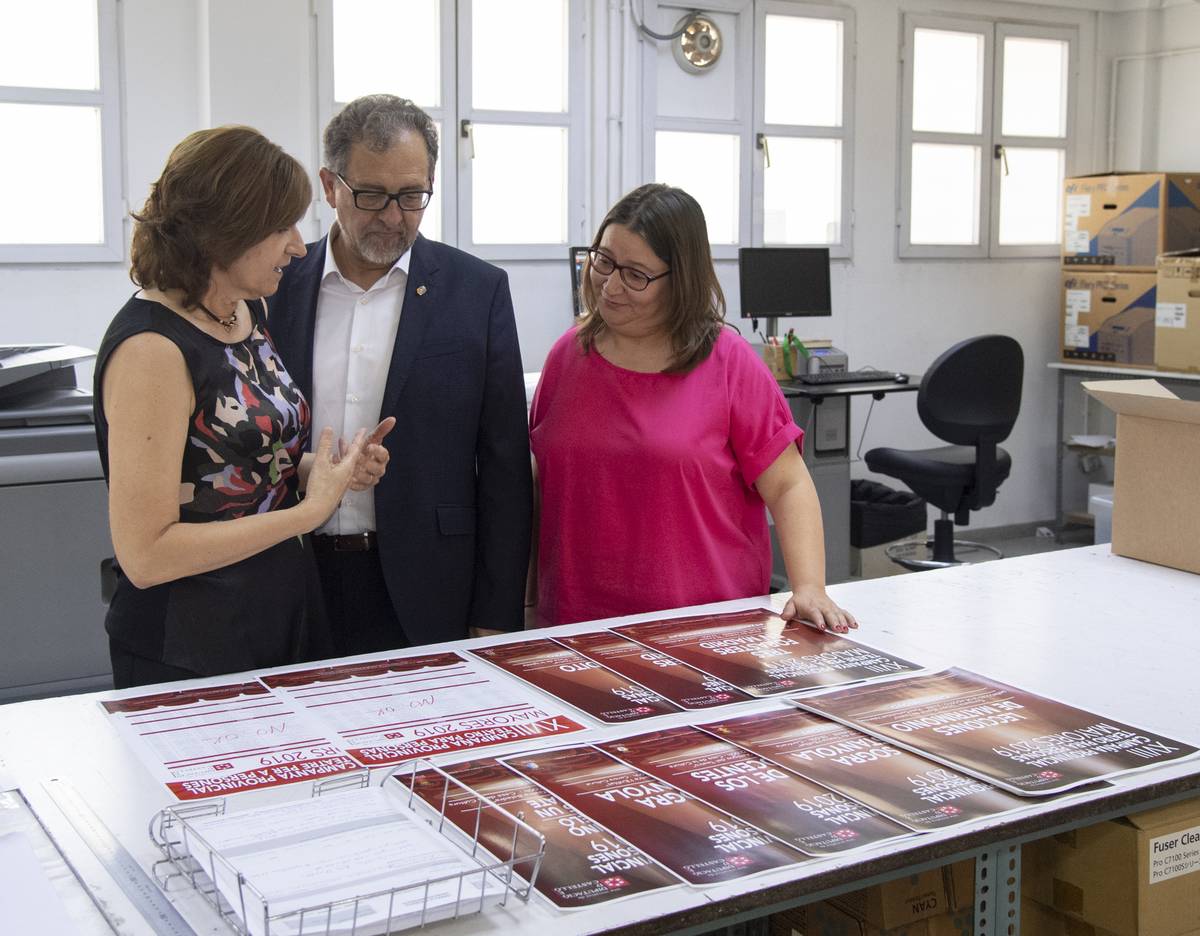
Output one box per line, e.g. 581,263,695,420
917,335,1024,446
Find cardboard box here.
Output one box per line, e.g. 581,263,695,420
772,900,940,936
943,859,976,912
1061,272,1158,367
834,869,949,929
1022,798,1200,936
1063,173,1200,270
1083,380,1200,575
1155,250,1200,372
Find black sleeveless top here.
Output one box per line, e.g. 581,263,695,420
94,296,331,675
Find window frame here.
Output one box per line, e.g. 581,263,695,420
642,0,853,259
0,0,124,264
317,0,586,260
751,0,855,259
898,14,1076,260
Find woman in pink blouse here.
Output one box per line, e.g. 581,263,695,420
529,183,855,632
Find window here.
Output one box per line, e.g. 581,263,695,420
648,2,853,257
755,3,852,256
319,0,585,259
0,0,122,263
899,16,1074,258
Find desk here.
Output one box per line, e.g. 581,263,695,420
1048,362,1200,536
779,377,919,584
2,545,1197,935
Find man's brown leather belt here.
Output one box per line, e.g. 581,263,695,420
313,532,377,552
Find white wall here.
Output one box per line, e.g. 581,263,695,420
7,0,1187,535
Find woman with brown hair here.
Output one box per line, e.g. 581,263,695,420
529,183,854,631
94,126,392,688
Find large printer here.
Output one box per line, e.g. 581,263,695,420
0,345,113,701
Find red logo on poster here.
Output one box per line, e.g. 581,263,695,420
213,763,234,771
600,876,629,890
726,855,754,867
833,829,859,840
1038,770,1062,780
939,805,961,816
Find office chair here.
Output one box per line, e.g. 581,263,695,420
864,334,1024,570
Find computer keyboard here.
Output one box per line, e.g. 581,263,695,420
795,369,904,386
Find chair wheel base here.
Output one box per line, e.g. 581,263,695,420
885,538,1003,572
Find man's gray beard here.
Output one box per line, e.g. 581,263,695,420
348,229,411,267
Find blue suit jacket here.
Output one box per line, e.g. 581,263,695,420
267,233,533,642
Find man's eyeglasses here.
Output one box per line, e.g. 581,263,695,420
588,248,671,292
334,173,432,212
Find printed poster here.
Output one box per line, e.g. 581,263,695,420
471,640,679,723
502,745,801,885
100,682,357,800
598,727,908,855
701,707,1028,831
261,653,585,766
554,631,751,709
796,668,1199,795
401,758,680,908
615,609,921,697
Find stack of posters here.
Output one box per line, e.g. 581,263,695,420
501,745,802,884
553,632,751,709
101,682,358,799
102,654,587,799
615,609,922,696
795,669,1198,795
700,708,1028,830
261,653,585,764
470,640,680,722
402,758,680,909
597,727,909,854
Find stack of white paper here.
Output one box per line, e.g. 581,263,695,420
182,787,501,936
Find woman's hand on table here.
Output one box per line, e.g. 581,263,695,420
782,585,857,634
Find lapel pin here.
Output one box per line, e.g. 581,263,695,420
416,285,427,296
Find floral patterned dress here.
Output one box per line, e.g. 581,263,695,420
94,296,332,676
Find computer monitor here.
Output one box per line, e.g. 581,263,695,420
738,247,832,319
568,246,590,319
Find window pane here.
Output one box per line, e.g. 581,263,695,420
910,143,980,245
473,0,567,113
764,15,842,127
655,131,740,245
912,28,984,134
998,147,1064,245
472,124,566,243
0,104,103,244
1002,37,1069,138
763,138,841,244
0,0,99,90
333,0,440,107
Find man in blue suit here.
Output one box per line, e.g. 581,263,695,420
268,94,532,652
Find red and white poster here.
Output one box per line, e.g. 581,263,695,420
401,758,680,908
502,745,802,885
598,727,908,855
471,640,679,723
615,609,921,697
700,707,1028,831
554,631,751,709
261,653,584,766
795,669,1199,795
100,682,357,800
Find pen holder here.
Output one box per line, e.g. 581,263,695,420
760,338,808,381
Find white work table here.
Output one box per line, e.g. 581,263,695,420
2,545,1198,935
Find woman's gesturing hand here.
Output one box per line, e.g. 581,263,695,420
303,426,367,525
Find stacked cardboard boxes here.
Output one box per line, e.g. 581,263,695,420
1021,797,1200,936
1060,173,1200,369
769,860,976,935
